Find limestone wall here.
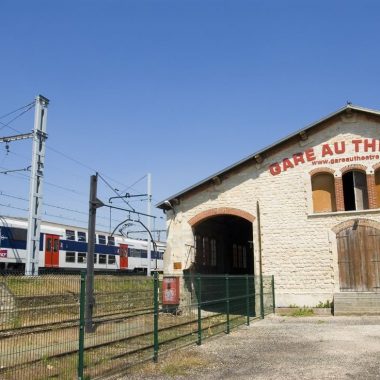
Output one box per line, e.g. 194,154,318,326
164,113,380,307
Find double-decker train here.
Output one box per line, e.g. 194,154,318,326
0,217,165,273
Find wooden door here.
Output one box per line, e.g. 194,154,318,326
119,244,128,269
45,234,60,267
337,225,380,291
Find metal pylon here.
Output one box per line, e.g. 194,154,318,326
25,95,49,276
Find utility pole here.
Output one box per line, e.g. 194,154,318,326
147,173,152,276
25,95,49,276
85,173,103,332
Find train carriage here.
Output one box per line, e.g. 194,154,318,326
0,217,165,273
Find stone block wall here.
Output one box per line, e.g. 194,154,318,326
164,113,380,307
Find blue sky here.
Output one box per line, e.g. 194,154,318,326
1,0,380,236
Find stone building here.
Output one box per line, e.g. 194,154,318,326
157,105,380,311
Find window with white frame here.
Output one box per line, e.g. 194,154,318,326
65,251,76,263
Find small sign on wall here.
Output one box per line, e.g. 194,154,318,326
162,277,180,305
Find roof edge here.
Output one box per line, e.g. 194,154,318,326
156,104,380,209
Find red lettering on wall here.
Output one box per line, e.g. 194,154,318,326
292,153,305,165
334,141,345,154
269,163,281,176
268,139,377,176
305,148,316,161
364,138,377,152
352,139,362,152
321,144,334,157
282,158,294,171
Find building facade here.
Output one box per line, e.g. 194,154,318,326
157,105,380,307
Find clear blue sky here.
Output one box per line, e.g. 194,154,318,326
1,0,380,236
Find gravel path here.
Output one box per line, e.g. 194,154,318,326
126,315,380,379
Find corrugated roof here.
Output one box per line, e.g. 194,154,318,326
156,104,380,209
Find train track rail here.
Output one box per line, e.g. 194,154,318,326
0,305,155,338
0,309,250,377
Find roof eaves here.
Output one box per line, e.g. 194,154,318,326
156,104,380,209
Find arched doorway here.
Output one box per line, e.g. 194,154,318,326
192,214,254,275
336,222,380,291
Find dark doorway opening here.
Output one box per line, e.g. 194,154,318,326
193,215,254,275
185,215,255,316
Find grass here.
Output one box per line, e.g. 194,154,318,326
290,307,314,317
316,300,332,308
2,274,154,297
130,349,210,377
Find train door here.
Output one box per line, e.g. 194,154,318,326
119,244,128,269
45,234,60,267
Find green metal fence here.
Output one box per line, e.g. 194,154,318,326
0,272,274,379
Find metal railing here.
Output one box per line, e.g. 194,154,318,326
0,272,275,379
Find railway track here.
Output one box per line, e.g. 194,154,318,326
0,304,154,338
0,308,248,378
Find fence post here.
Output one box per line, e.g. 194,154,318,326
197,275,202,345
153,271,159,362
246,275,250,326
271,275,275,314
260,275,264,319
78,271,86,380
226,275,230,334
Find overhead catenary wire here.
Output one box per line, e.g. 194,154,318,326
0,103,165,233
0,191,122,224
0,103,35,133
98,173,135,212
0,101,34,120
120,174,147,194
0,165,88,197
1,115,148,197
45,144,134,191
0,202,111,230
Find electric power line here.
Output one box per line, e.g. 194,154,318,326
0,103,35,133
0,191,125,225
0,101,34,120
45,144,134,192
0,165,88,197
0,201,110,230
98,173,135,212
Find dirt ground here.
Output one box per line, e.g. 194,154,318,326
125,315,380,380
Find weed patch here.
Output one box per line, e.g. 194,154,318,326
290,308,314,317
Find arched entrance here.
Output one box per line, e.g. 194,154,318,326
336,220,380,291
190,210,254,275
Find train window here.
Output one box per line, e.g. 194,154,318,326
98,235,106,244
129,249,141,258
78,232,86,242
108,255,116,265
53,239,59,252
99,254,107,264
47,238,52,252
94,254,98,264
66,252,76,263
78,252,87,263
7,227,27,241
107,236,115,246
66,230,75,240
